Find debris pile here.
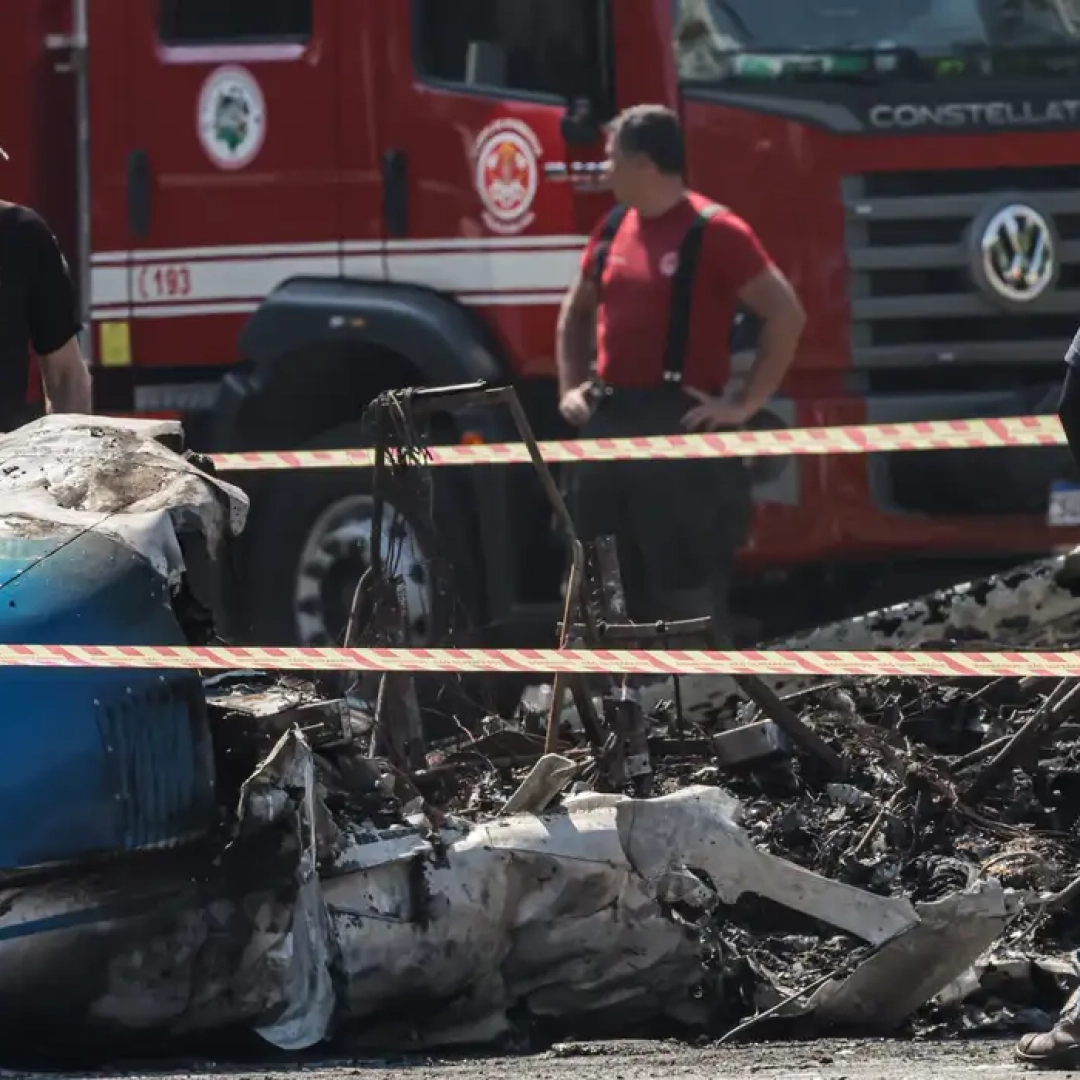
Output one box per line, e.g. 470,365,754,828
328,387,1080,1047
511,548,1080,1043
681,671,1080,1038
406,666,1080,1044
2,402,1080,1061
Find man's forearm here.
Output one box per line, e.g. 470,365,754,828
42,343,92,414
556,307,594,397
735,314,802,416
47,365,92,413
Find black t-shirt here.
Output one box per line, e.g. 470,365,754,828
0,204,82,428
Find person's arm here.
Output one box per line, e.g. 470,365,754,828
734,263,805,418
556,254,600,399
683,213,805,430
23,211,92,414
40,335,91,415
556,223,609,426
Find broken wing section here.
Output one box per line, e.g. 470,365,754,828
323,787,921,1048
0,720,1015,1053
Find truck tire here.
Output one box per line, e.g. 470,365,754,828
240,420,478,651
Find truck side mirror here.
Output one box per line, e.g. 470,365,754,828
561,98,602,147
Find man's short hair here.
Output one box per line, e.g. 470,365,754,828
610,104,684,176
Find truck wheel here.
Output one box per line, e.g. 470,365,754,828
241,421,474,650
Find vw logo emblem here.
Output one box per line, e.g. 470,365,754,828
973,202,1056,307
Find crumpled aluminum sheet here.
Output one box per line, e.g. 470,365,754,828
0,415,248,582
323,784,921,1047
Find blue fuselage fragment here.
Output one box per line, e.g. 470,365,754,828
0,530,215,871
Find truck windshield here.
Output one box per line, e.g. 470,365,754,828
674,0,1080,80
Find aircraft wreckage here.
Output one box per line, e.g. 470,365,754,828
0,409,1076,1057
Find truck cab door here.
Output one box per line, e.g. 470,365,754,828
100,0,340,401
382,0,616,377
81,0,137,380
378,0,617,621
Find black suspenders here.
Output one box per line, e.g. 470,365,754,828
662,203,720,384
590,204,628,288
591,201,723,386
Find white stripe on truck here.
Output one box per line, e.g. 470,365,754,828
90,236,587,319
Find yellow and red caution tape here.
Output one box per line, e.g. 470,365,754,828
209,415,1066,471
48,412,1062,678
1,642,1079,677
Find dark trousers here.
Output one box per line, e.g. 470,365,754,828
571,387,753,638
1060,366,1080,473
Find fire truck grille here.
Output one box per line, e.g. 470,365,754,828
843,165,1080,368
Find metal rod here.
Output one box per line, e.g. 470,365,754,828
344,413,387,648
964,680,1080,803
72,0,93,362
496,384,603,749
502,390,585,579
1047,867,1080,912
559,617,713,641
735,674,847,777
405,383,493,416
406,381,488,400
369,420,387,581
950,731,1014,773
546,557,582,755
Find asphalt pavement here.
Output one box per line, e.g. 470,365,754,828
3,1038,1054,1080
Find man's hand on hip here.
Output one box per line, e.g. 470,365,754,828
559,383,595,427
681,387,752,431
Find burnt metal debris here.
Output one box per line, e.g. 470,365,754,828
3,403,1080,1062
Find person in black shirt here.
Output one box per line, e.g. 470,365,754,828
0,176,91,431
1014,335,1080,1070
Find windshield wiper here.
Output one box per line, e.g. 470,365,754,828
937,41,1080,75
710,0,754,42
723,47,909,83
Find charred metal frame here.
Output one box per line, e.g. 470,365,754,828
345,381,585,635
346,381,847,783
343,381,600,758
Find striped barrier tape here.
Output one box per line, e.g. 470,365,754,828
208,415,1067,471
2,643,1080,677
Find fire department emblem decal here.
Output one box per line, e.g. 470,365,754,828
475,119,542,235
197,66,266,171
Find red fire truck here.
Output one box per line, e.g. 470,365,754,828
3,0,1079,650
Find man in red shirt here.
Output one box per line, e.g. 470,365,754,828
556,104,805,637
